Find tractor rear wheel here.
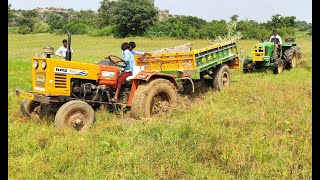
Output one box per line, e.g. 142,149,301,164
212,64,230,91
55,100,95,132
273,58,284,74
130,79,178,119
284,46,301,70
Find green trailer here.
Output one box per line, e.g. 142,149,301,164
135,40,240,92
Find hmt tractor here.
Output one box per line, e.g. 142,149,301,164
242,37,302,74
16,31,240,132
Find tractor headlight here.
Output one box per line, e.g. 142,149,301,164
33,60,39,69
41,60,47,69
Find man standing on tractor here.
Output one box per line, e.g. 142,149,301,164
109,42,134,103
269,30,282,58
55,39,74,60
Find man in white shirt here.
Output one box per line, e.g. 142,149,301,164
269,30,282,58
269,30,282,45
55,39,73,60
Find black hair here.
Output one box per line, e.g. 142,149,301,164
121,42,130,51
273,30,277,33
129,42,136,48
62,39,67,43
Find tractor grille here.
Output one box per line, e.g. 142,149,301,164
35,72,46,87
54,73,67,88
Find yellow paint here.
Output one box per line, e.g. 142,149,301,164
253,56,263,61
31,57,100,96
20,91,34,100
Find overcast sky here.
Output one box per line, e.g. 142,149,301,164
8,0,312,23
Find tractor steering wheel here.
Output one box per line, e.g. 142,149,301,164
107,55,127,67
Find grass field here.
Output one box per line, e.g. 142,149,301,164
8,33,312,179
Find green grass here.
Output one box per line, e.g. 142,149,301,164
8,33,312,179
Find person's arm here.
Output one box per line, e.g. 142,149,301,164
71,47,74,54
131,50,144,55
55,47,62,57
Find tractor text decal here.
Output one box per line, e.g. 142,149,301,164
54,67,88,76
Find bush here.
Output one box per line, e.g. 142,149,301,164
33,22,50,33
17,25,32,34
89,26,114,36
62,22,88,35
8,27,19,34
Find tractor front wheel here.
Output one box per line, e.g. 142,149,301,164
130,79,178,119
273,58,284,74
20,98,43,122
243,59,254,73
54,100,95,132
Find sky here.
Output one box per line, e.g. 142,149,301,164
8,0,312,23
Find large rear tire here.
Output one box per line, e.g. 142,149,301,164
130,79,178,119
55,100,95,132
212,64,230,91
284,46,301,70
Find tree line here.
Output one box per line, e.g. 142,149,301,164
8,0,312,40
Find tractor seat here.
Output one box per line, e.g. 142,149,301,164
126,65,145,82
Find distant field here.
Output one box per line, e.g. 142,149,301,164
8,33,312,179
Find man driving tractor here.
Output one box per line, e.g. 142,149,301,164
269,30,282,58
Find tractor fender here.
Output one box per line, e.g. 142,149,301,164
133,72,179,88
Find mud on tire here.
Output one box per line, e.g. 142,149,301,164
20,98,43,122
55,100,95,132
273,58,284,74
130,79,178,119
283,46,301,70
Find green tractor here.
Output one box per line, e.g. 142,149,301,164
243,37,302,74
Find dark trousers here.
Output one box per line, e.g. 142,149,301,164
116,71,132,90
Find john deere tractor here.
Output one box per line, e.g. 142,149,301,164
243,37,302,74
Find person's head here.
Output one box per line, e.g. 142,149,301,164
121,42,130,51
273,30,277,36
62,39,67,47
129,42,136,51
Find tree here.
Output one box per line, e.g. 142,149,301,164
22,10,38,18
46,13,66,32
175,15,207,30
113,0,158,37
97,0,117,28
70,10,99,27
16,17,35,34
8,4,15,26
230,15,239,22
282,16,297,28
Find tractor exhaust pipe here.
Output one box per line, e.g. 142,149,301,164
65,30,72,61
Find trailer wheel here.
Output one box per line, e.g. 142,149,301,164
212,64,230,91
273,58,284,74
131,79,178,119
55,100,95,132
284,46,301,70
20,98,42,122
